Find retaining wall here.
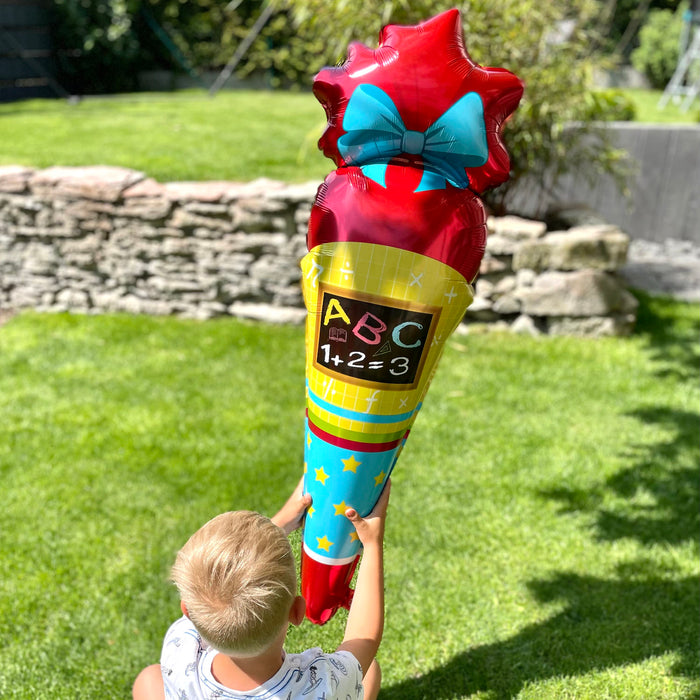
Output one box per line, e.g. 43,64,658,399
0,165,637,336
510,123,700,244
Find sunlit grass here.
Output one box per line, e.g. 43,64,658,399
621,87,699,124
0,292,697,698
3,87,696,186
0,90,329,183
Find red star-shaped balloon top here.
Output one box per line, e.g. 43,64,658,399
313,9,524,194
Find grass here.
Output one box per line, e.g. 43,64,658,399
2,87,697,185
0,90,330,183
0,292,697,699
620,88,699,124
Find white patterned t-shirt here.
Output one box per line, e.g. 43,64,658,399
160,616,364,700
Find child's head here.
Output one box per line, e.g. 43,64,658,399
171,510,297,657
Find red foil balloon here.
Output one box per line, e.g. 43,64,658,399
300,9,523,624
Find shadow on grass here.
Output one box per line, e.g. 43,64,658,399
380,571,698,699
545,405,699,547
382,293,699,698
632,289,700,382
544,292,699,548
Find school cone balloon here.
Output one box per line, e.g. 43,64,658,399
300,9,523,624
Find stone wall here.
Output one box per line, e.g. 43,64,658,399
468,216,638,337
0,165,637,335
0,165,313,323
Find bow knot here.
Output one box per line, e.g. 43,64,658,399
337,84,488,192
401,130,425,155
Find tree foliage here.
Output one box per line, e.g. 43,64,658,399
599,0,682,56
50,0,143,93
631,2,687,88
50,0,324,92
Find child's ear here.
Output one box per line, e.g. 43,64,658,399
180,601,190,618
289,596,306,626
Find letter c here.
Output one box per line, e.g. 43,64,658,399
392,321,423,348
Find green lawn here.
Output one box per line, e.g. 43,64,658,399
0,90,330,183
621,88,699,124
0,292,697,699
3,87,697,185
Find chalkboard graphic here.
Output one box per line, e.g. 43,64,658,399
314,285,440,389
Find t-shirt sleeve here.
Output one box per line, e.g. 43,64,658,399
323,650,364,699
160,616,206,700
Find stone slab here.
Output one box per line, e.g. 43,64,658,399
30,166,145,202
0,166,34,193
513,225,629,272
516,270,639,317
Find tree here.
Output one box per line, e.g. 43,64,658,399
598,0,682,57
51,0,144,93
50,0,322,93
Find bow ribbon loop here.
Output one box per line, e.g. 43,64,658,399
337,84,488,192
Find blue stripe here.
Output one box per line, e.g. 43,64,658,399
307,382,419,424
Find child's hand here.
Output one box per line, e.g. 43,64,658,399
345,479,391,549
271,476,312,535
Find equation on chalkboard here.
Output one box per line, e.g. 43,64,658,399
314,286,440,389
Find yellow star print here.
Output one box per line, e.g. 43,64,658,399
333,501,349,516
342,455,361,473
374,470,386,487
307,506,315,518
349,532,359,542
315,467,329,485
316,535,333,552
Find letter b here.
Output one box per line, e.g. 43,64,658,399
352,312,387,345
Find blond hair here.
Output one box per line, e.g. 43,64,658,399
171,511,297,656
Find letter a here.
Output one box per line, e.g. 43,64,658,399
352,312,387,345
323,298,351,326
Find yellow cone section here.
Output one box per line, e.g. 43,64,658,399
302,241,473,436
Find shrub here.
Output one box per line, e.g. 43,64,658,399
49,0,325,93
50,0,145,93
631,3,686,89
587,89,638,121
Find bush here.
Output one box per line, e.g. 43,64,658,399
631,3,686,89
50,0,145,93
586,89,638,121
49,0,325,93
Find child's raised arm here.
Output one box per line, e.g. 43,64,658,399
336,480,391,677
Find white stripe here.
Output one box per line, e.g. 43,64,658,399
303,542,359,566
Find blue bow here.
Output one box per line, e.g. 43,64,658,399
337,84,488,192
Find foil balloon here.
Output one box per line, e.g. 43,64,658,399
300,8,523,624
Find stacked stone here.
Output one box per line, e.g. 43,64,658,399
466,215,639,337
0,166,639,336
0,166,314,323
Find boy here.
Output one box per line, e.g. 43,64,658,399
133,477,389,699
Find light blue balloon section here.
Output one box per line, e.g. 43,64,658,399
302,419,398,562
